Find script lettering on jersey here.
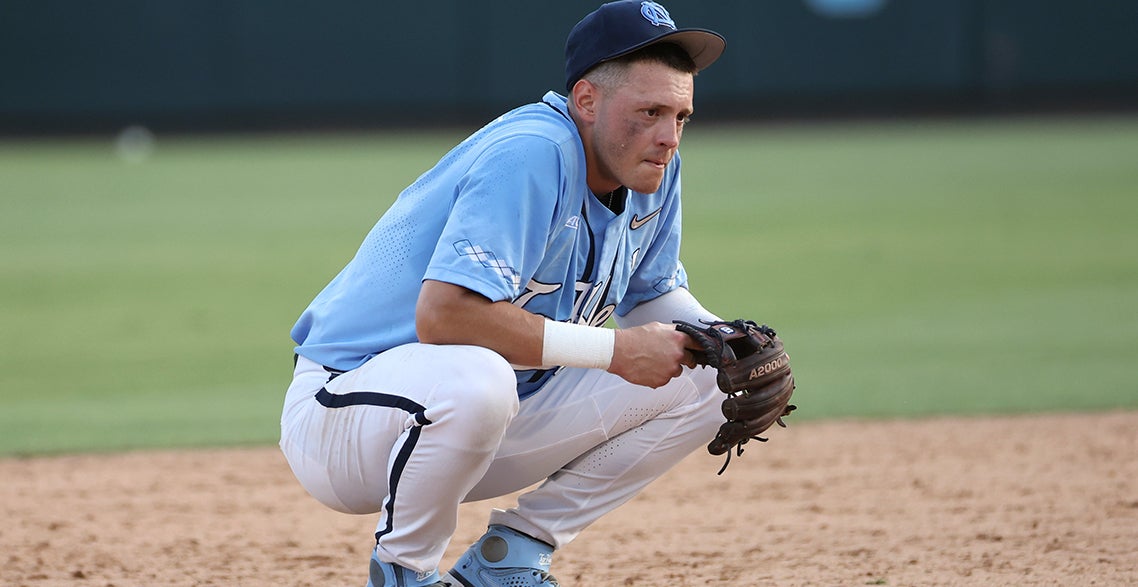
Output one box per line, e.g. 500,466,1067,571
514,278,615,328
512,280,561,310
572,278,615,327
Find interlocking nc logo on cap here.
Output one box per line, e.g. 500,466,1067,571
640,1,677,29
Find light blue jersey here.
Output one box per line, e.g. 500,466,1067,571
292,92,688,398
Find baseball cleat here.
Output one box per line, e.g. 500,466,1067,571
367,549,451,587
445,525,559,587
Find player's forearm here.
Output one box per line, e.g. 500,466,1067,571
614,286,719,329
416,279,545,366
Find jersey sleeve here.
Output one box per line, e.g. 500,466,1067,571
423,134,564,302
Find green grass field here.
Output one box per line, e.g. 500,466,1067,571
2,115,1136,456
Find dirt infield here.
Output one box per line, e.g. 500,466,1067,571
3,411,1135,586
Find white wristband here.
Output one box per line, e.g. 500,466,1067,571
541,320,615,370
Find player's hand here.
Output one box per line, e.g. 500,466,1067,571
609,322,696,388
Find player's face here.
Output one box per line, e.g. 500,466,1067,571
589,61,694,195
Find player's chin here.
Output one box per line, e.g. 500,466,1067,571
625,165,667,194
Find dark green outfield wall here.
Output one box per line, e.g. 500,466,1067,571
3,1,1136,133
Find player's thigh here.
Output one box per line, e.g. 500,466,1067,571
514,364,719,446
281,343,516,513
464,365,719,500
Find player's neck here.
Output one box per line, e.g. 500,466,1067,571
595,186,627,214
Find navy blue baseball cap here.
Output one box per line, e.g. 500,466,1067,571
565,1,726,92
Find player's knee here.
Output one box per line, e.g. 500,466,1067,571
426,346,518,448
452,346,518,418
686,365,726,429
686,364,720,401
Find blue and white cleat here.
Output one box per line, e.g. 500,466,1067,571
444,525,559,587
367,549,451,587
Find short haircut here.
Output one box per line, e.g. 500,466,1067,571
581,42,698,89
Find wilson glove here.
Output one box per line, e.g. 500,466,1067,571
674,319,796,474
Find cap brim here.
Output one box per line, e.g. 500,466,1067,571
605,28,726,72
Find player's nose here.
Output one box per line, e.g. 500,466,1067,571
657,122,680,149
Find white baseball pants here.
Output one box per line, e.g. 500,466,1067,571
279,342,722,574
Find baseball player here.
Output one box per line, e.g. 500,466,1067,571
281,2,732,585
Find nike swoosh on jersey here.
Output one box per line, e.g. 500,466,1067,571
630,207,663,230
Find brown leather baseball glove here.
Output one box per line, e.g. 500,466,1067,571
674,319,796,474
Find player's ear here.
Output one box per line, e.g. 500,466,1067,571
570,79,599,123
